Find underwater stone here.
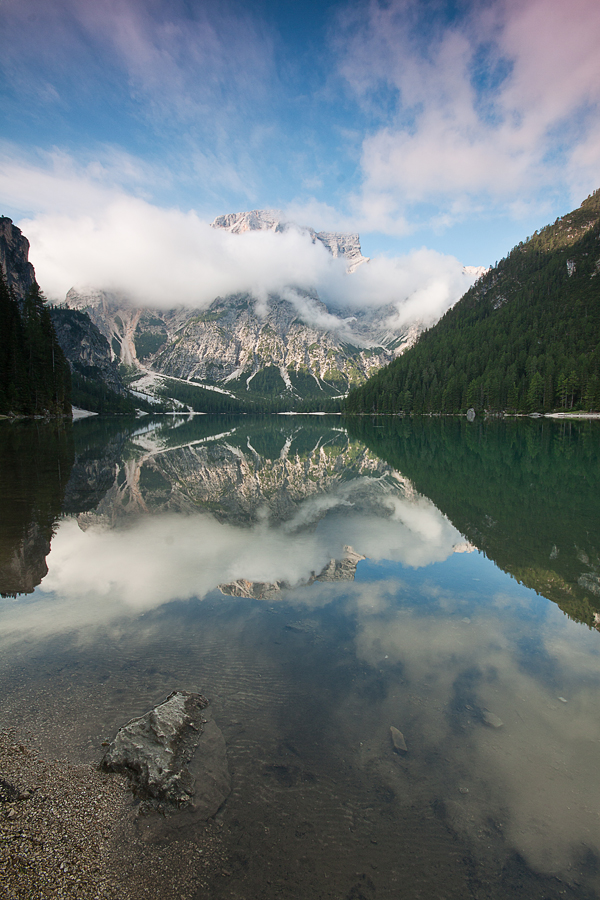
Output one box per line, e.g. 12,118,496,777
390,726,408,753
482,710,503,728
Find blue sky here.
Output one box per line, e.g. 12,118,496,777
1,0,599,308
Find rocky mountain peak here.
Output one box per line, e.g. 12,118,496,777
211,209,287,234
0,216,36,304
211,209,369,273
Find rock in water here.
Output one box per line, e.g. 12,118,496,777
390,726,408,753
101,691,230,816
482,710,503,728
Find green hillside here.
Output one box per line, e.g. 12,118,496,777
345,190,600,414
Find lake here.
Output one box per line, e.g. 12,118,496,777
1,413,599,900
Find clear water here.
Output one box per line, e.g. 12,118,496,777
1,414,600,899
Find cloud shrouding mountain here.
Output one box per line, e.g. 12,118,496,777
21,195,477,327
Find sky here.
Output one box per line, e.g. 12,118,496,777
1,0,599,313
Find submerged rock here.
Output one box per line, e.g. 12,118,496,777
101,690,230,816
481,710,503,729
390,726,408,753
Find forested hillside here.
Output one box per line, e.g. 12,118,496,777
0,268,71,417
345,190,600,414
345,416,600,627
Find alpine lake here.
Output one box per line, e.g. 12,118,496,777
1,412,600,900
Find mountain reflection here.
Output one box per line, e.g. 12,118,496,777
347,416,600,627
10,415,469,624
1,414,599,629
0,421,73,596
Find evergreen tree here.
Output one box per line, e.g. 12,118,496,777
0,268,71,416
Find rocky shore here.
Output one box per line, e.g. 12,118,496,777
0,729,227,899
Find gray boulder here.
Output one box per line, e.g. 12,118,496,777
101,691,230,817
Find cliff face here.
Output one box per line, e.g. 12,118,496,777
0,217,36,304
0,218,71,417
63,287,411,397
50,307,128,397
60,210,418,403
152,292,404,391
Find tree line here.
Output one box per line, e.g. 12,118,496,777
0,267,71,416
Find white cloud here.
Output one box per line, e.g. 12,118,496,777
0,0,276,126
336,0,600,225
12,158,475,328
0,472,465,640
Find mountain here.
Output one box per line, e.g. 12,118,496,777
211,208,369,273
345,190,600,414
60,211,430,409
0,216,136,416
0,216,36,302
49,307,137,414
0,218,71,417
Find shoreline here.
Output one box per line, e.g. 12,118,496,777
0,729,226,899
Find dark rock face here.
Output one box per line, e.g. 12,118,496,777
0,522,51,597
0,422,74,597
0,217,36,304
101,691,230,817
49,307,127,396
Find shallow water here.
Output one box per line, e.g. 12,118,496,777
1,414,600,899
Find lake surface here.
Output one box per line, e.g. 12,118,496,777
1,414,600,899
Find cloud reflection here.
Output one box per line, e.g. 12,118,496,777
0,473,467,642
345,578,600,881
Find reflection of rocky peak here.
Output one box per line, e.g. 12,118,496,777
0,217,36,304
219,546,366,599
211,209,369,273
316,547,366,581
78,424,393,528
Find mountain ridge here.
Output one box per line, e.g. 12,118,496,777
60,211,429,407
345,190,600,415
